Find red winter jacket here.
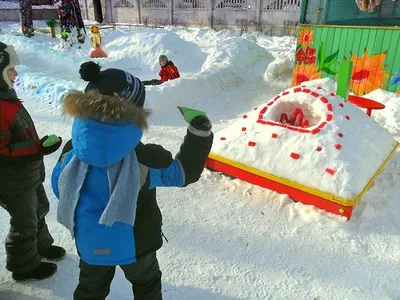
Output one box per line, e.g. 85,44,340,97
0,89,45,191
159,61,180,83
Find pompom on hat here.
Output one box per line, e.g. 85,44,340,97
79,61,146,108
0,42,20,90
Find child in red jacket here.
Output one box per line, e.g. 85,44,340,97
142,54,180,86
158,54,180,83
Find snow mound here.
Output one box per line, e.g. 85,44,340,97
201,37,273,87
103,29,207,75
364,89,400,136
0,34,90,81
143,38,276,123
14,66,86,107
210,78,398,199
264,53,294,82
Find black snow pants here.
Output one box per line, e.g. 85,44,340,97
0,183,54,273
74,252,162,300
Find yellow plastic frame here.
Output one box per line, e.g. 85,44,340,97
208,142,399,207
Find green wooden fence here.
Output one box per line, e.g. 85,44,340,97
292,24,400,95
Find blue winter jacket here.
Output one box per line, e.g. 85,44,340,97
52,90,213,266
52,119,184,266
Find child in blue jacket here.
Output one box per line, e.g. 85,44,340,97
51,61,213,300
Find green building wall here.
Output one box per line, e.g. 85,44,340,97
292,25,400,95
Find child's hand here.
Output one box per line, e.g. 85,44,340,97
38,134,63,155
190,116,212,132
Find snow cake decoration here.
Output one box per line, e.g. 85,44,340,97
206,83,399,219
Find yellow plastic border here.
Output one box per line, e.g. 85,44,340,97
208,142,399,206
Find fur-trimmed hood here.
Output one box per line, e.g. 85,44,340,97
63,90,149,167
63,90,149,129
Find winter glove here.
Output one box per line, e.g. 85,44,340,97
188,115,212,137
38,134,62,155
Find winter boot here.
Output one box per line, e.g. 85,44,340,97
39,245,66,261
12,262,57,281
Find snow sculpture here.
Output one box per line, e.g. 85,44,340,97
206,81,398,219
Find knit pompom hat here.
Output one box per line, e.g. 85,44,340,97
159,54,169,65
0,42,20,90
79,61,146,108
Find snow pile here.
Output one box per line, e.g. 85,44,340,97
363,89,400,136
200,37,273,87
136,37,278,124
0,34,90,80
264,53,294,82
211,78,398,198
103,29,207,75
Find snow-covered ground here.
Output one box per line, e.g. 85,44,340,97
0,22,400,300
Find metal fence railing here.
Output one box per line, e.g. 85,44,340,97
215,0,252,9
141,0,168,9
175,0,209,10
114,0,135,7
262,0,300,11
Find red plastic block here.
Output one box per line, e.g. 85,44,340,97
260,106,267,114
248,141,256,147
274,95,280,101
335,144,342,150
287,126,299,132
257,119,268,124
325,168,335,175
242,127,247,131
338,133,343,137
254,107,257,110
346,116,350,120
243,115,248,119
267,102,274,106
294,87,302,93
317,146,322,152
311,128,320,134
339,103,344,107
298,129,310,133
303,88,311,93
290,153,300,159
326,114,333,121
317,86,322,90
318,122,327,129
327,104,333,111
271,133,278,138
282,91,290,96
220,137,226,140
311,92,319,97
330,92,335,96
320,97,328,103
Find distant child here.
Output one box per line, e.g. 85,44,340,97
52,61,213,299
0,42,65,281
142,54,181,86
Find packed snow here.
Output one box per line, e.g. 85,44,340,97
0,21,400,300
211,79,398,199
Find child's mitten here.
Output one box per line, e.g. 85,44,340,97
38,134,62,155
189,116,212,137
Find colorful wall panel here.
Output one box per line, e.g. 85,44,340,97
292,25,400,95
